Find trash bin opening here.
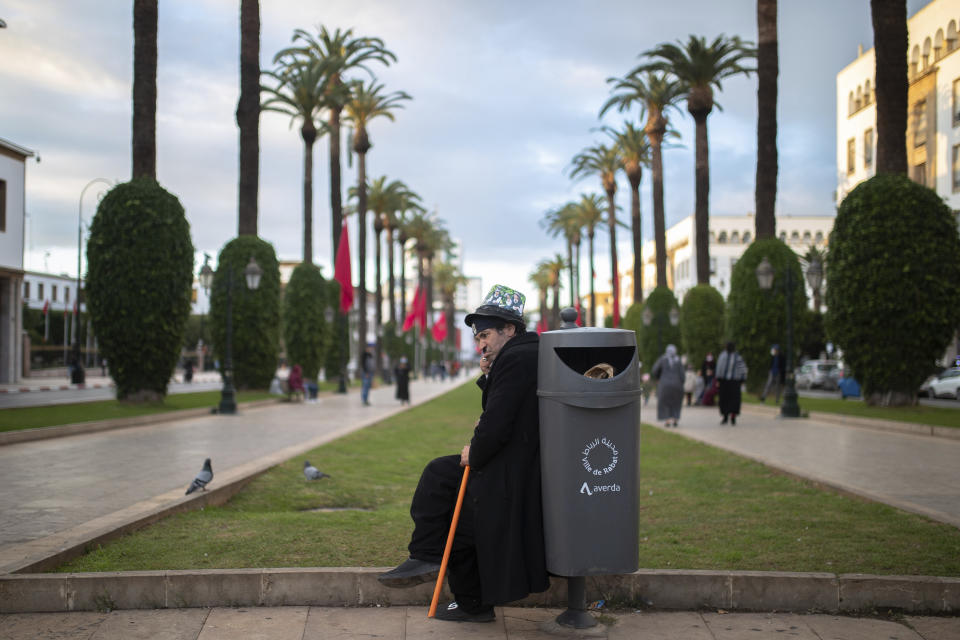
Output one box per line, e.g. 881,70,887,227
553,346,635,378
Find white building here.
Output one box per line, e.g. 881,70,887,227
836,0,960,208
635,213,833,303
22,271,85,313
0,137,34,383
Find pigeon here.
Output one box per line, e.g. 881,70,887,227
303,460,330,480
186,458,213,494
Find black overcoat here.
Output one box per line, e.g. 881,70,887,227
467,332,549,605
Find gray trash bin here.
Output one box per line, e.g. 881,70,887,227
538,326,642,577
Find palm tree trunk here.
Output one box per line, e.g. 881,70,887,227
871,0,908,175
374,229,383,376
329,107,343,262
649,134,668,289
399,238,407,323
387,228,397,325
629,177,643,304
539,290,548,330
236,0,259,236
132,0,157,180
551,284,561,329
566,241,575,308
606,188,620,327
356,151,368,356
301,123,316,264
693,114,711,284
588,233,596,326
574,240,581,311
755,0,778,240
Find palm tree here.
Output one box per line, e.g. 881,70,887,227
572,193,606,326
433,260,466,355
385,187,423,327
606,123,651,304
132,0,157,179
237,0,260,236
528,264,552,331
870,0,907,175
570,143,622,326
538,255,567,330
278,27,397,268
639,35,755,284
602,71,684,289
344,80,411,355
755,0,778,240
262,54,328,264
541,202,581,308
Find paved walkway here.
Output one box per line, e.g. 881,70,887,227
644,397,960,528
1,605,958,639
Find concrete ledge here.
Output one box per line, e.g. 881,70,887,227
0,398,282,447
740,403,960,441
1,568,955,614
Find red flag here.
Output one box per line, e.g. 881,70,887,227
334,222,354,313
432,311,447,342
574,301,583,327
42,300,49,315
402,286,422,332
536,316,549,335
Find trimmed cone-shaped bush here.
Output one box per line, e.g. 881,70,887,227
680,284,725,368
826,174,960,405
283,263,331,381
623,286,681,368
323,279,346,382
209,236,281,389
727,238,807,393
86,179,194,401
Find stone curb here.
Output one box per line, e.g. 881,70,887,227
0,398,283,447
740,403,960,440
1,568,957,615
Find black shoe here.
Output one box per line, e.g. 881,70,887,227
377,557,441,588
731,415,737,425
720,416,728,425
434,601,495,623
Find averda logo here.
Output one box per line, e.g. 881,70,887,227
580,482,593,496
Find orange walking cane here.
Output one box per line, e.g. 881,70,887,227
427,465,470,618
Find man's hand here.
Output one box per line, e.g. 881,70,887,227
460,445,470,467
480,354,494,375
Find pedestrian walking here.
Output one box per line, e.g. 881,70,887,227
759,344,786,404
361,345,375,406
394,356,411,405
651,344,685,427
716,342,747,425
698,352,715,403
683,364,698,406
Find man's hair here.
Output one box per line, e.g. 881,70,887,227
490,320,527,336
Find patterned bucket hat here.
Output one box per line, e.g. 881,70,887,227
464,284,526,329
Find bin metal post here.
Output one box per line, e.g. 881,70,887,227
557,576,596,629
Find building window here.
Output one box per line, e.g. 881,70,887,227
953,145,960,192
52,285,57,302
864,128,874,169
914,162,927,186
815,231,824,243
803,231,812,242
864,79,871,106
38,283,44,300
779,231,787,241
65,287,70,304
790,231,800,242
742,231,752,243
847,138,856,175
848,91,856,116
710,257,717,275
730,231,739,244
914,100,927,147
0,179,6,232
718,231,728,244
24,281,30,299
954,78,960,127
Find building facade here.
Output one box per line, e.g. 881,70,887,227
0,137,34,383
837,0,960,208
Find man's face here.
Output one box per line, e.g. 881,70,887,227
474,323,516,362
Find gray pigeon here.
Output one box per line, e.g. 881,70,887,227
303,460,330,480
186,458,213,494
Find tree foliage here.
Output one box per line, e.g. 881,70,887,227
209,236,281,389
826,174,960,404
283,263,331,381
727,238,807,392
679,284,725,368
86,179,194,401
623,286,681,368
323,279,346,381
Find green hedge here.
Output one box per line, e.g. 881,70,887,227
283,263,330,381
679,284,725,368
209,237,281,389
727,238,807,392
623,286,681,368
826,174,960,403
85,179,194,401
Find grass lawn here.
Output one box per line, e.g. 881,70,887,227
0,390,276,432
57,383,960,576
743,394,960,429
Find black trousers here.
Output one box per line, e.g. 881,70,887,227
408,455,485,612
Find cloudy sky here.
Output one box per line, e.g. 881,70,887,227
0,0,930,303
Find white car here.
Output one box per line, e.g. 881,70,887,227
925,368,960,399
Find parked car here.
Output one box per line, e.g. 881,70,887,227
794,359,840,390
922,367,960,399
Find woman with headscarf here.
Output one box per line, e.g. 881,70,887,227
651,344,685,427
716,341,748,425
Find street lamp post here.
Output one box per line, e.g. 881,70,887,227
756,255,823,419
641,305,680,357
74,178,113,383
216,256,262,415
198,255,214,371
